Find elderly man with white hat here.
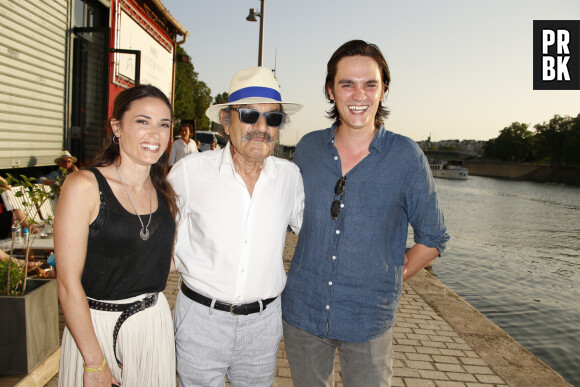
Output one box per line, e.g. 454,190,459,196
168,66,304,386
39,150,79,186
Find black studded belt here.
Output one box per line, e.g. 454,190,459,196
88,293,158,368
180,283,276,316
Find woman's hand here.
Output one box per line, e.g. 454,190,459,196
83,361,120,386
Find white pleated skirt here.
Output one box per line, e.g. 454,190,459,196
58,292,176,387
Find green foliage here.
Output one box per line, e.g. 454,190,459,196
534,114,580,165
1,258,24,296
174,46,196,121
484,122,535,162
173,46,213,131
192,79,212,131
482,115,580,165
3,173,59,296
214,92,229,105
5,174,59,226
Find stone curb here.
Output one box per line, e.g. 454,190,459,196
406,270,572,387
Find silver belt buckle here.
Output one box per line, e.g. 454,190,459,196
140,299,146,311
230,304,239,316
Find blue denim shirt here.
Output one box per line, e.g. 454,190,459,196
282,125,449,343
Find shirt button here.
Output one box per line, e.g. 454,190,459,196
332,256,336,260
336,230,340,234
334,156,338,160
326,305,330,310
241,268,245,272
328,281,333,286
340,203,344,208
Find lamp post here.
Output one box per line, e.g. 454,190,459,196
246,0,265,66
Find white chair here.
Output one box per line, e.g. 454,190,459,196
1,186,43,224
37,184,58,222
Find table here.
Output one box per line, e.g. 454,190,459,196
0,235,54,252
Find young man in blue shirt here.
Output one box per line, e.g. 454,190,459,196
282,40,450,386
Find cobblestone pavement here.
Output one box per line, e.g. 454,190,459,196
163,232,509,387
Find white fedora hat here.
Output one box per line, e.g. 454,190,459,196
54,150,77,164
206,66,302,124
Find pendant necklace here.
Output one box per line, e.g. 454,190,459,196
114,164,152,240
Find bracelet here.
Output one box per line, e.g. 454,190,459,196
83,357,106,372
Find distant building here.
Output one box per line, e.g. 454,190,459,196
416,138,487,157
459,140,487,156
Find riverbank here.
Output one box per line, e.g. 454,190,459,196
408,270,571,386
464,160,580,186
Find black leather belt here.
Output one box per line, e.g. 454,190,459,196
88,293,158,368
180,283,276,316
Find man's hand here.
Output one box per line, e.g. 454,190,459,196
403,244,439,281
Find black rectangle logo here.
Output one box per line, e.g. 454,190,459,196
533,20,580,90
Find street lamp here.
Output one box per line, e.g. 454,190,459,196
246,0,265,66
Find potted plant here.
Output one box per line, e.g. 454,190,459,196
0,174,60,375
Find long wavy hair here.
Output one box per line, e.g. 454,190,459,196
92,84,178,218
325,40,391,128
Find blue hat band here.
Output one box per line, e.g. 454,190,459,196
228,86,281,103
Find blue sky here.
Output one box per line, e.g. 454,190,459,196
161,0,580,146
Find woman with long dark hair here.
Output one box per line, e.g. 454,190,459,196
55,84,177,386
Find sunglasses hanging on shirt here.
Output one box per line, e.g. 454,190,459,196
331,176,346,220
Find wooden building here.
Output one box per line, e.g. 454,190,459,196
0,0,187,170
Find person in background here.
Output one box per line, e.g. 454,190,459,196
169,66,304,386
168,122,198,168
55,84,178,387
282,40,450,387
38,150,79,186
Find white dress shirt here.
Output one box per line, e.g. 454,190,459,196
168,138,198,166
168,142,304,304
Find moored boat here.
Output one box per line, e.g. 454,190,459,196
429,160,468,180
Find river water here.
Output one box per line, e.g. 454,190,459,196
426,175,580,386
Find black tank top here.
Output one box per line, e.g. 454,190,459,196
81,168,175,300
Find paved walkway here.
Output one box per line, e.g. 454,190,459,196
2,232,571,386
164,274,508,387
163,232,570,387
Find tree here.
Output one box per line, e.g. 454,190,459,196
485,122,535,162
534,115,575,165
565,114,580,165
483,114,580,166
173,46,195,124
214,92,229,105
173,46,213,132
191,79,212,131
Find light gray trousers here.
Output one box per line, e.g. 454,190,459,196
174,290,282,387
283,319,394,387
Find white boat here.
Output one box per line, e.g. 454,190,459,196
430,160,468,180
